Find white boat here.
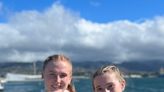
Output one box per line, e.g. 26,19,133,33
6,61,42,82
6,73,42,82
0,82,4,91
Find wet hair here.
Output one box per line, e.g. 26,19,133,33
92,65,125,91
43,54,76,92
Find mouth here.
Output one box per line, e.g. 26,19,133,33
50,84,62,91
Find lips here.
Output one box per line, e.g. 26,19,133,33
51,84,60,89
50,84,63,91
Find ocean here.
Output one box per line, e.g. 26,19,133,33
2,78,164,92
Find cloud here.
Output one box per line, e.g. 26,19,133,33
0,3,164,62
90,1,101,7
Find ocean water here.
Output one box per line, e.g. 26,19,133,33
2,78,164,92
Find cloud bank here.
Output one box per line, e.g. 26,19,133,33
0,3,164,62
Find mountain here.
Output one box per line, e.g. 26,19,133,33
0,60,164,77
119,60,164,72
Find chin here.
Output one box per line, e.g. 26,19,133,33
64,90,69,92
49,89,64,92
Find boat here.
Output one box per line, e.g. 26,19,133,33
6,73,42,82
6,61,42,82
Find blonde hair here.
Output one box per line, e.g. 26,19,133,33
43,54,76,92
92,65,125,90
67,81,76,92
43,54,72,72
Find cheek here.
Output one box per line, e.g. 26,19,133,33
43,79,51,90
44,76,53,86
62,77,72,87
66,74,72,81
114,83,123,91
65,76,71,83
44,78,50,85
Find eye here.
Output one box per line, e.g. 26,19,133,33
107,84,113,90
60,73,67,78
96,87,103,92
48,73,56,78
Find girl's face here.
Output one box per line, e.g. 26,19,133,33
43,61,72,92
93,73,125,92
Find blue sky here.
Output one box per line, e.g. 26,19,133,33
1,0,164,22
0,0,164,62
61,0,164,22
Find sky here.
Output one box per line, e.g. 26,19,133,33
0,0,164,62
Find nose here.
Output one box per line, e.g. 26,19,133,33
104,89,110,92
55,75,61,83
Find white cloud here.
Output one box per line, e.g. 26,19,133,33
0,3,164,62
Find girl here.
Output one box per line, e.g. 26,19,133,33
42,54,76,92
92,65,126,92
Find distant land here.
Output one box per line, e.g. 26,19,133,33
0,60,164,77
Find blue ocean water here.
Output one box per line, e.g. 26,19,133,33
2,78,164,92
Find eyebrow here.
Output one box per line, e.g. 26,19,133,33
47,71,68,75
47,70,56,73
105,82,113,86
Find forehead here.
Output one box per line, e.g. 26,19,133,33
94,73,119,86
45,60,72,72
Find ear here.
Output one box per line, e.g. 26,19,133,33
121,80,126,91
